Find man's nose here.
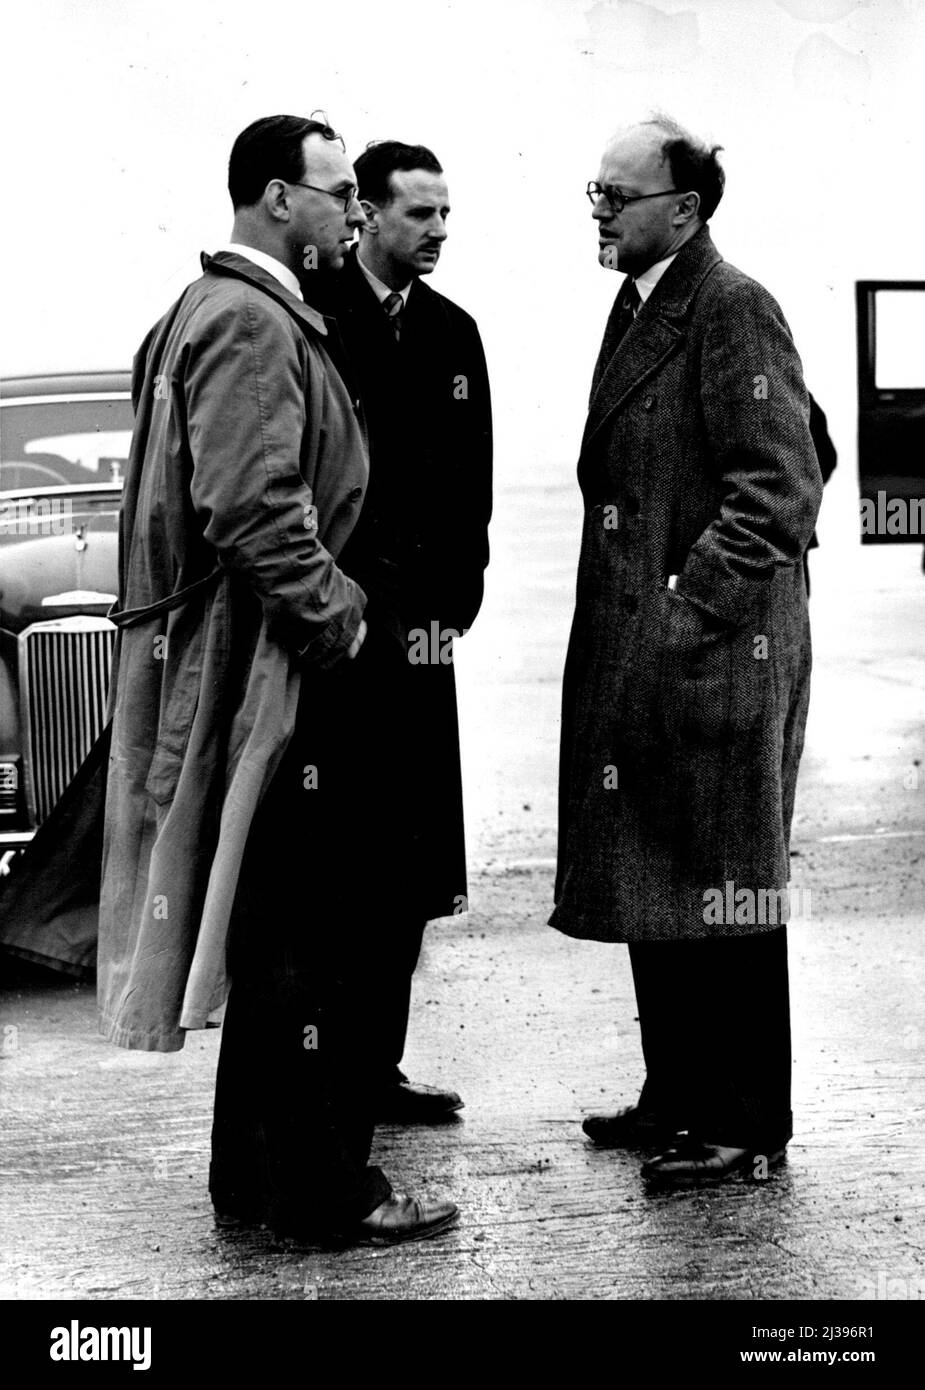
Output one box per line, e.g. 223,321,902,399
346,197,367,228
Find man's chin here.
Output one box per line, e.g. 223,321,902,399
318,246,351,273
300,258,342,291
598,244,621,271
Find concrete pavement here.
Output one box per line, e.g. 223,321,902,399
1,520,923,1301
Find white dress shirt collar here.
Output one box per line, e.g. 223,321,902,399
356,249,413,307
634,251,679,306
216,243,303,301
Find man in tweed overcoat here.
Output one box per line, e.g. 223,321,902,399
550,117,823,1184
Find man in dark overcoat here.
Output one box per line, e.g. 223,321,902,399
314,140,493,1122
99,115,458,1243
550,117,823,1184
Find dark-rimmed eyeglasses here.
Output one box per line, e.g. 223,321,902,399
287,180,359,213
586,181,679,214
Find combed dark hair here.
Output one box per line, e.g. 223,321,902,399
228,114,343,209
353,141,443,205
644,114,725,222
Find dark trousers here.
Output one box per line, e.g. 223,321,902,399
379,916,428,1085
629,928,792,1152
209,938,391,1235
209,641,402,1236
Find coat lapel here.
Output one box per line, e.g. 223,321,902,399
583,227,723,447
202,250,366,410
201,251,330,337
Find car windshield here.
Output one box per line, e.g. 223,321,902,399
0,396,133,491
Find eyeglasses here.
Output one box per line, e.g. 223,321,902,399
586,181,679,214
287,180,359,213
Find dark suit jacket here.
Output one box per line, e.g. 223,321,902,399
319,248,492,644
311,247,493,919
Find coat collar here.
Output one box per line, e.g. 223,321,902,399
341,243,385,313
201,250,329,336
584,226,722,443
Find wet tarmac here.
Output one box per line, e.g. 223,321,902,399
1,523,923,1301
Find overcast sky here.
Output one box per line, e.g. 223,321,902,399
4,0,924,548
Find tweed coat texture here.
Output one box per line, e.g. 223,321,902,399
550,227,824,943
97,252,368,1050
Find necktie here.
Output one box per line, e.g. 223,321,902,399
383,291,403,342
613,278,640,347
590,279,640,398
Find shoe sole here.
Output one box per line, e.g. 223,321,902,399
376,1103,465,1125
213,1209,267,1230
272,1208,461,1251
642,1147,787,1188
356,1208,461,1247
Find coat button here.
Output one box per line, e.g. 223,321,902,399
621,594,639,613
643,394,655,410
348,486,363,501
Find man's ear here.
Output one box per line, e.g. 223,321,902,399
264,179,291,223
360,198,378,230
674,191,700,226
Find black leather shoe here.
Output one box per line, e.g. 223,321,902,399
376,1081,464,1123
252,1195,459,1249
641,1136,787,1186
212,1196,267,1230
582,1104,679,1149
213,1206,261,1230
352,1193,459,1245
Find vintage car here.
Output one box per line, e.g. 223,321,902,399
0,372,131,856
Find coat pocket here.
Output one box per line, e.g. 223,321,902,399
145,741,190,808
144,619,205,806
657,587,735,742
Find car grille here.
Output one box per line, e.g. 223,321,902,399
0,758,20,817
19,617,115,824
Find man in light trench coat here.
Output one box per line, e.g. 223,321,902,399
98,115,457,1244
550,116,823,1185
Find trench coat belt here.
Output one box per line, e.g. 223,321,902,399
107,567,224,630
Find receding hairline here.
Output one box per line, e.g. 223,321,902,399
597,113,726,220
603,114,716,163
368,166,449,209
388,166,448,189
300,129,348,166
